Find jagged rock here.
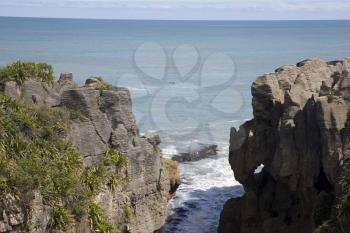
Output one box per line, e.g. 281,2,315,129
58,73,73,83
57,73,78,93
3,81,20,98
61,88,112,162
101,88,138,136
219,58,350,233
111,124,130,153
0,192,52,233
172,143,218,162
1,73,78,107
26,191,52,233
161,158,181,198
0,74,177,233
143,133,161,147
4,196,24,226
85,77,99,87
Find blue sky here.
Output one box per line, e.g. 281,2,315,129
0,0,349,20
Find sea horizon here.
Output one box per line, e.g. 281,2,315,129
1,15,350,22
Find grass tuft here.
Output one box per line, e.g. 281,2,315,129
94,78,112,91
103,147,128,169
0,61,55,84
48,207,74,231
88,203,116,233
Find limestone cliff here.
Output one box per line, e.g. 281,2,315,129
0,72,176,233
219,59,350,233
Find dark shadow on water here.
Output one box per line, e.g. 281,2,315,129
157,185,244,233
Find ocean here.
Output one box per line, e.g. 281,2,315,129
1,17,350,232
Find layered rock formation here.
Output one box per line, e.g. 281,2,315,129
0,74,177,233
219,59,350,233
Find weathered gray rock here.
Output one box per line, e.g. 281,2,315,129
56,73,79,95
0,195,25,231
61,88,112,162
3,81,20,99
0,74,176,233
172,143,218,162
219,58,350,233
0,192,50,233
1,73,78,107
143,133,161,148
26,192,52,233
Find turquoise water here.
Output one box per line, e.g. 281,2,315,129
1,18,349,81
1,17,349,146
1,17,350,232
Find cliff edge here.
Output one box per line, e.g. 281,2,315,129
0,62,177,233
219,58,350,233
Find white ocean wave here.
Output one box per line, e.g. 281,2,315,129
161,145,179,158
163,153,244,233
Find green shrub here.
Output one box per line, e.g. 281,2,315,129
327,90,335,103
93,77,112,91
70,110,87,121
103,147,128,169
25,224,36,233
88,203,116,233
48,207,74,231
103,146,130,190
82,164,107,193
122,204,132,221
107,174,123,191
0,61,55,84
0,94,82,204
0,94,118,230
0,72,131,231
95,82,112,91
0,177,9,196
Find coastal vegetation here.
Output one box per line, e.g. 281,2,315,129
0,60,55,84
0,61,129,232
88,203,116,233
0,93,128,232
314,162,350,233
93,76,113,91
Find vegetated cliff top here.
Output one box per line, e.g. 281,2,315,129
0,61,176,233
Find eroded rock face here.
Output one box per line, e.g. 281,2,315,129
0,74,174,233
219,59,350,233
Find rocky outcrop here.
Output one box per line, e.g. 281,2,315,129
161,158,181,198
219,59,350,233
172,143,218,162
0,74,176,233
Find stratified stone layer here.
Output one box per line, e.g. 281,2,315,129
219,59,350,233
